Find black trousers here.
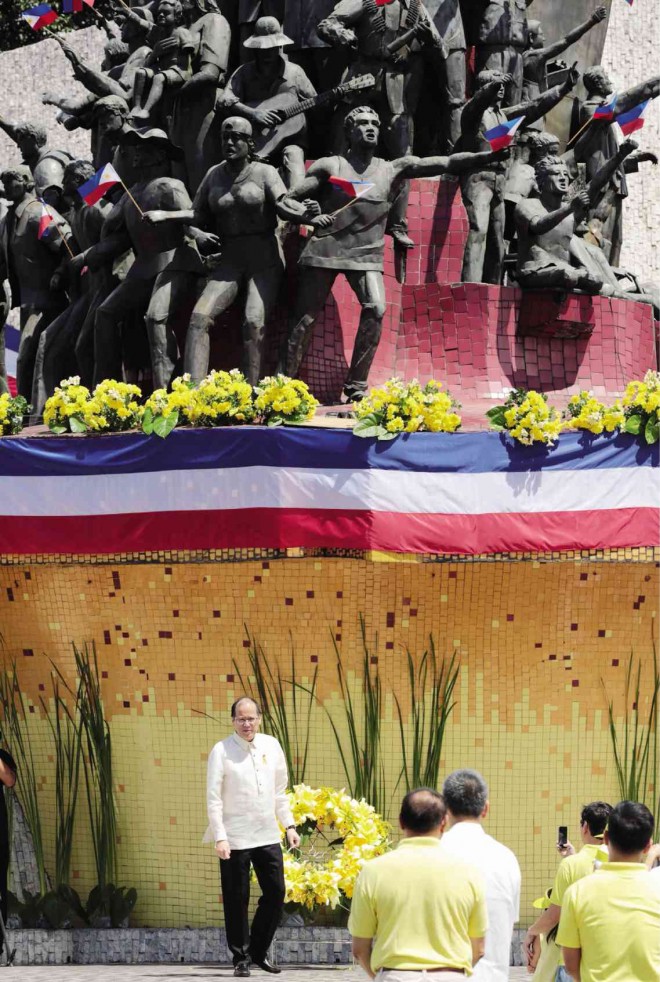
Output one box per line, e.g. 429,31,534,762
219,842,286,966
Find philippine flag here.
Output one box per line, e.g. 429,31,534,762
4,323,19,396
617,99,649,136
21,3,58,29
77,162,121,206
328,176,375,198
36,200,54,240
594,93,618,120
484,115,524,152
63,0,94,11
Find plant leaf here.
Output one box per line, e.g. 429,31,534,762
644,417,659,444
142,407,154,435
486,406,506,424
625,414,642,435
50,425,66,435
69,416,87,434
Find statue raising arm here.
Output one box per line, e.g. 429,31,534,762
527,6,606,66
54,35,129,100
398,147,510,179
506,63,580,127
614,74,660,117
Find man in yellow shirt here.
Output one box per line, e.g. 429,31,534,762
557,800,660,982
348,788,488,980
524,800,612,980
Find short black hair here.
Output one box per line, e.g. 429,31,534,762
231,696,261,718
581,801,612,837
399,788,446,834
607,801,654,854
442,769,488,818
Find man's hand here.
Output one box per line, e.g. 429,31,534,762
60,40,83,69
215,840,231,860
558,838,576,857
591,5,607,24
311,214,334,231
561,62,580,95
523,928,541,971
251,108,285,130
153,36,178,57
67,252,87,277
286,827,301,849
142,210,174,226
637,150,658,166
570,189,591,214
620,136,640,155
191,228,222,253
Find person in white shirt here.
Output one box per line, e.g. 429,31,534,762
440,769,521,982
204,697,301,978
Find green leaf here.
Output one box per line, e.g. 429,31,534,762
50,425,66,435
152,411,178,439
625,414,642,435
352,420,382,439
266,416,283,427
377,428,398,441
644,417,659,445
69,416,88,434
486,406,505,421
142,407,154,435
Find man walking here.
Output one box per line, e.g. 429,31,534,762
557,800,660,981
349,788,487,979
523,800,612,979
440,769,521,982
204,697,300,977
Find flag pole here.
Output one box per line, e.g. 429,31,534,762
565,116,595,151
39,202,75,259
119,180,146,218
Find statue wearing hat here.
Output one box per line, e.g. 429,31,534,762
84,128,204,388
218,16,317,189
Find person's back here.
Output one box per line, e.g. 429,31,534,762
349,788,488,980
557,801,660,982
440,769,520,982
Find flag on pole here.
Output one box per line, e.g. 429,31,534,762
77,162,121,205
593,93,618,120
21,3,58,29
62,0,94,11
617,99,649,135
484,115,524,151
328,176,375,198
36,200,54,240
4,323,19,397
624,0,633,6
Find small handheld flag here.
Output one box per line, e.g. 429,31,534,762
78,163,121,206
62,0,94,12
36,200,54,240
617,99,649,136
593,93,618,120
484,115,524,152
21,3,58,30
624,0,633,6
328,176,375,198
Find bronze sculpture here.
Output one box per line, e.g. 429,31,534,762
0,117,72,209
522,5,606,108
475,0,536,106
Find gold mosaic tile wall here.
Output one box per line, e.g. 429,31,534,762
0,554,657,928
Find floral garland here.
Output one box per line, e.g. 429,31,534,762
563,391,624,436
0,393,29,436
353,378,461,439
282,785,390,910
621,370,660,444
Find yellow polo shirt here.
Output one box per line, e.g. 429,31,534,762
551,842,608,967
557,861,660,981
348,836,488,974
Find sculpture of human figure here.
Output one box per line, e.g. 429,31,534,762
0,117,72,210
422,0,466,149
522,5,606,108
218,17,317,190
238,0,285,55
31,160,116,414
170,0,231,192
475,0,536,107
317,0,446,250
276,105,506,402
0,166,71,401
515,137,653,298
144,117,300,385
572,67,660,266
459,65,578,284
85,128,204,387
129,0,195,125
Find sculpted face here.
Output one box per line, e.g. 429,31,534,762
348,111,380,149
541,161,570,196
156,0,177,26
97,107,125,136
16,133,39,164
256,48,282,72
221,118,252,161
527,21,545,48
3,175,29,203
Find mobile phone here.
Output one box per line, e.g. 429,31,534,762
558,825,568,847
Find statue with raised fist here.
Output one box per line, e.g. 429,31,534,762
522,5,606,108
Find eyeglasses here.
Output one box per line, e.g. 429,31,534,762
234,717,259,725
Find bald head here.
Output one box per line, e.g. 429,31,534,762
399,788,446,836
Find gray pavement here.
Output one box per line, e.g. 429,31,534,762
0,967,529,980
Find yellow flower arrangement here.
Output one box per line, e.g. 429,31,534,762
254,375,319,426
353,378,462,440
563,391,625,436
621,369,660,444
0,393,29,436
487,388,562,446
43,376,107,434
281,785,390,911
182,369,255,427
91,379,143,432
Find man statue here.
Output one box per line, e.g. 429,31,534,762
423,0,466,149
475,0,536,106
85,128,203,387
515,137,653,298
0,166,71,401
522,6,606,108
218,16,317,189
204,696,300,978
459,66,578,284
276,105,505,402
317,0,446,250
0,117,72,209
573,67,660,265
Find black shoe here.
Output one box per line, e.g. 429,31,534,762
390,229,415,251
234,961,251,977
250,957,281,974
